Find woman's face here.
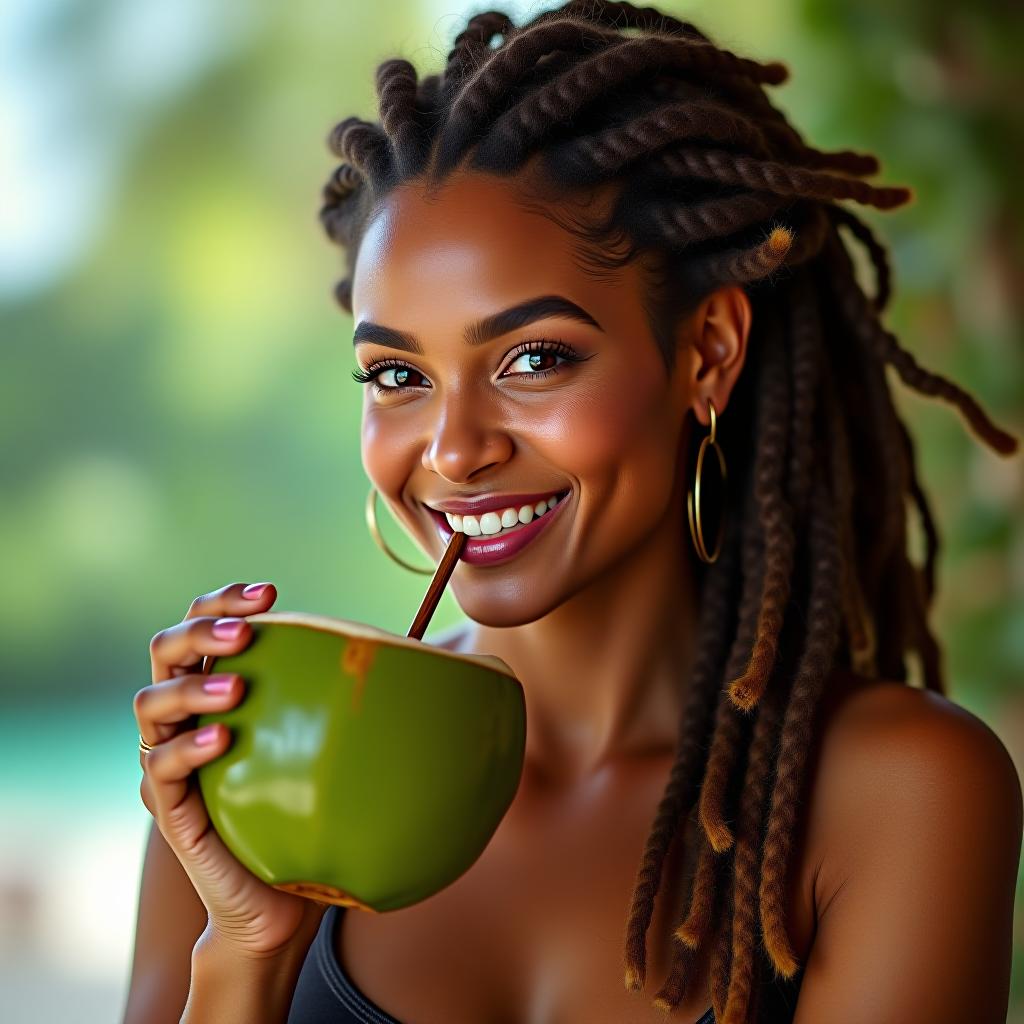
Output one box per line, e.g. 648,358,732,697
350,169,700,628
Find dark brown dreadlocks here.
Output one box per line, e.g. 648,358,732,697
317,3,1018,1020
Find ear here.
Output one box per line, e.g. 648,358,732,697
685,284,752,428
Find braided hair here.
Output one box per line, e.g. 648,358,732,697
318,4,1018,1020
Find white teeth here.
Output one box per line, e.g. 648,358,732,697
479,511,502,535
441,492,565,536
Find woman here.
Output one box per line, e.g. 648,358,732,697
124,3,1022,1022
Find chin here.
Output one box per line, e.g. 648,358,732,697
448,573,569,630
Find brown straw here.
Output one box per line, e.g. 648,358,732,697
407,531,467,640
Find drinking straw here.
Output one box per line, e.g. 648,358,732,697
407,531,467,640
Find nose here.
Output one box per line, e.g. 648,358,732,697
420,386,514,483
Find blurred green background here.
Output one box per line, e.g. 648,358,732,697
1,1,1021,1020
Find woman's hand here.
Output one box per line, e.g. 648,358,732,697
135,582,326,960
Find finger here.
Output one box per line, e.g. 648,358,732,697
134,672,245,746
139,771,154,814
141,733,245,901
142,722,232,849
146,582,277,682
185,581,277,621
139,756,266,930
150,614,257,684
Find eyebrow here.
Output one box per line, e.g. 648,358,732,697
352,294,605,353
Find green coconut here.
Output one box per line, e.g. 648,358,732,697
197,611,525,913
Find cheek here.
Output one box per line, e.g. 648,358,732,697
361,407,418,499
551,368,683,545
549,368,678,484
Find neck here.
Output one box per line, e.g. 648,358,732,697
471,496,699,785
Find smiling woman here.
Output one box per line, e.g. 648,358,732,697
350,168,722,596
123,3,1022,1024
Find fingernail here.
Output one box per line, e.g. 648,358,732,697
203,675,235,695
194,725,219,746
212,618,244,640
242,582,271,599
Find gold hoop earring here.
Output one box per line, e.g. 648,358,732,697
365,485,434,575
687,398,728,564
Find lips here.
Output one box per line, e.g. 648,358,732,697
426,492,570,567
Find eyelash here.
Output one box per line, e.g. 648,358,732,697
350,338,588,394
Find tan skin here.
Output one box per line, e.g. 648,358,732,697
126,169,1022,1024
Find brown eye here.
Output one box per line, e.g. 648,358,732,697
528,352,556,371
502,338,588,379
379,366,424,388
351,360,429,392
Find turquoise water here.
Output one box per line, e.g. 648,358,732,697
1,700,141,810
1,701,151,1024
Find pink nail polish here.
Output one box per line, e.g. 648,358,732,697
212,618,244,640
242,582,271,599
194,725,219,746
203,676,234,695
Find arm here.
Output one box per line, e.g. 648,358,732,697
122,821,208,1024
793,683,1023,1024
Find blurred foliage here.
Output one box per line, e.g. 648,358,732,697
1,0,1022,1009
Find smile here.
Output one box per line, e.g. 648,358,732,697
426,490,571,566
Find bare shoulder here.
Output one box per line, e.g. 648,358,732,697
810,672,1023,873
790,673,1023,1022
813,673,1022,829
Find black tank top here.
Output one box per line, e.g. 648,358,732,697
287,904,718,1023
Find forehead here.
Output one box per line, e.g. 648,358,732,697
350,170,638,331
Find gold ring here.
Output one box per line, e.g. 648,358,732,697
139,734,157,754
